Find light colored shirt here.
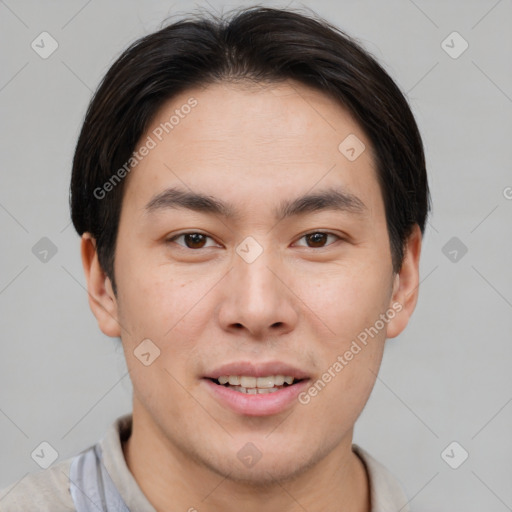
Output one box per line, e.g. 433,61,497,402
0,413,411,511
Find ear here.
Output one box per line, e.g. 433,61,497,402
386,224,422,339
80,233,122,338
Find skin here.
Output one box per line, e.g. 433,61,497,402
81,80,422,512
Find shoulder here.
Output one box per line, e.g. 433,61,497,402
0,457,75,512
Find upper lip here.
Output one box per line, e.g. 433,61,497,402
204,361,310,380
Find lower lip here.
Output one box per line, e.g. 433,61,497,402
202,378,310,417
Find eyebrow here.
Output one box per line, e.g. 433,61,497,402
144,186,367,221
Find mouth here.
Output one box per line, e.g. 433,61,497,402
208,375,306,394
202,362,311,416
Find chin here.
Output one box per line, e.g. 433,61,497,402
203,449,319,487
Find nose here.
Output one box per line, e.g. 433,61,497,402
216,246,299,339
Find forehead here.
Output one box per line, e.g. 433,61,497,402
123,80,381,218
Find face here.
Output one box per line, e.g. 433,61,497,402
85,80,419,484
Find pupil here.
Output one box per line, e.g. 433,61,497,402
307,233,327,247
185,233,206,248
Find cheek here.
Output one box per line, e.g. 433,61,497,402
293,261,391,409
115,270,204,413
294,262,392,339
115,257,220,378
298,319,386,433
116,253,192,331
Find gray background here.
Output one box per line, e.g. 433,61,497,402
1,0,511,510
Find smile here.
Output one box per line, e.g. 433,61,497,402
213,375,301,394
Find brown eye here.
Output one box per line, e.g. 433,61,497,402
305,232,329,247
183,233,207,248
296,232,339,248
169,233,218,249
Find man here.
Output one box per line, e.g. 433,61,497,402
1,6,429,511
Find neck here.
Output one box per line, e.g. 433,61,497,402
123,404,370,512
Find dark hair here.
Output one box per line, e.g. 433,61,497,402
70,6,430,293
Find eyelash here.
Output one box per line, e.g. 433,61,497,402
167,231,343,250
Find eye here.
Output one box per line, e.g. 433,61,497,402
168,232,219,249
294,231,341,248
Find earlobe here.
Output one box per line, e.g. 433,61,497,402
80,233,122,338
386,224,422,339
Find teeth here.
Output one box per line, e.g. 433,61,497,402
231,386,281,394
215,375,297,389
273,375,285,386
256,388,277,394
256,376,275,388
240,376,257,388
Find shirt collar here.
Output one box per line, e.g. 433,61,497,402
352,443,411,511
